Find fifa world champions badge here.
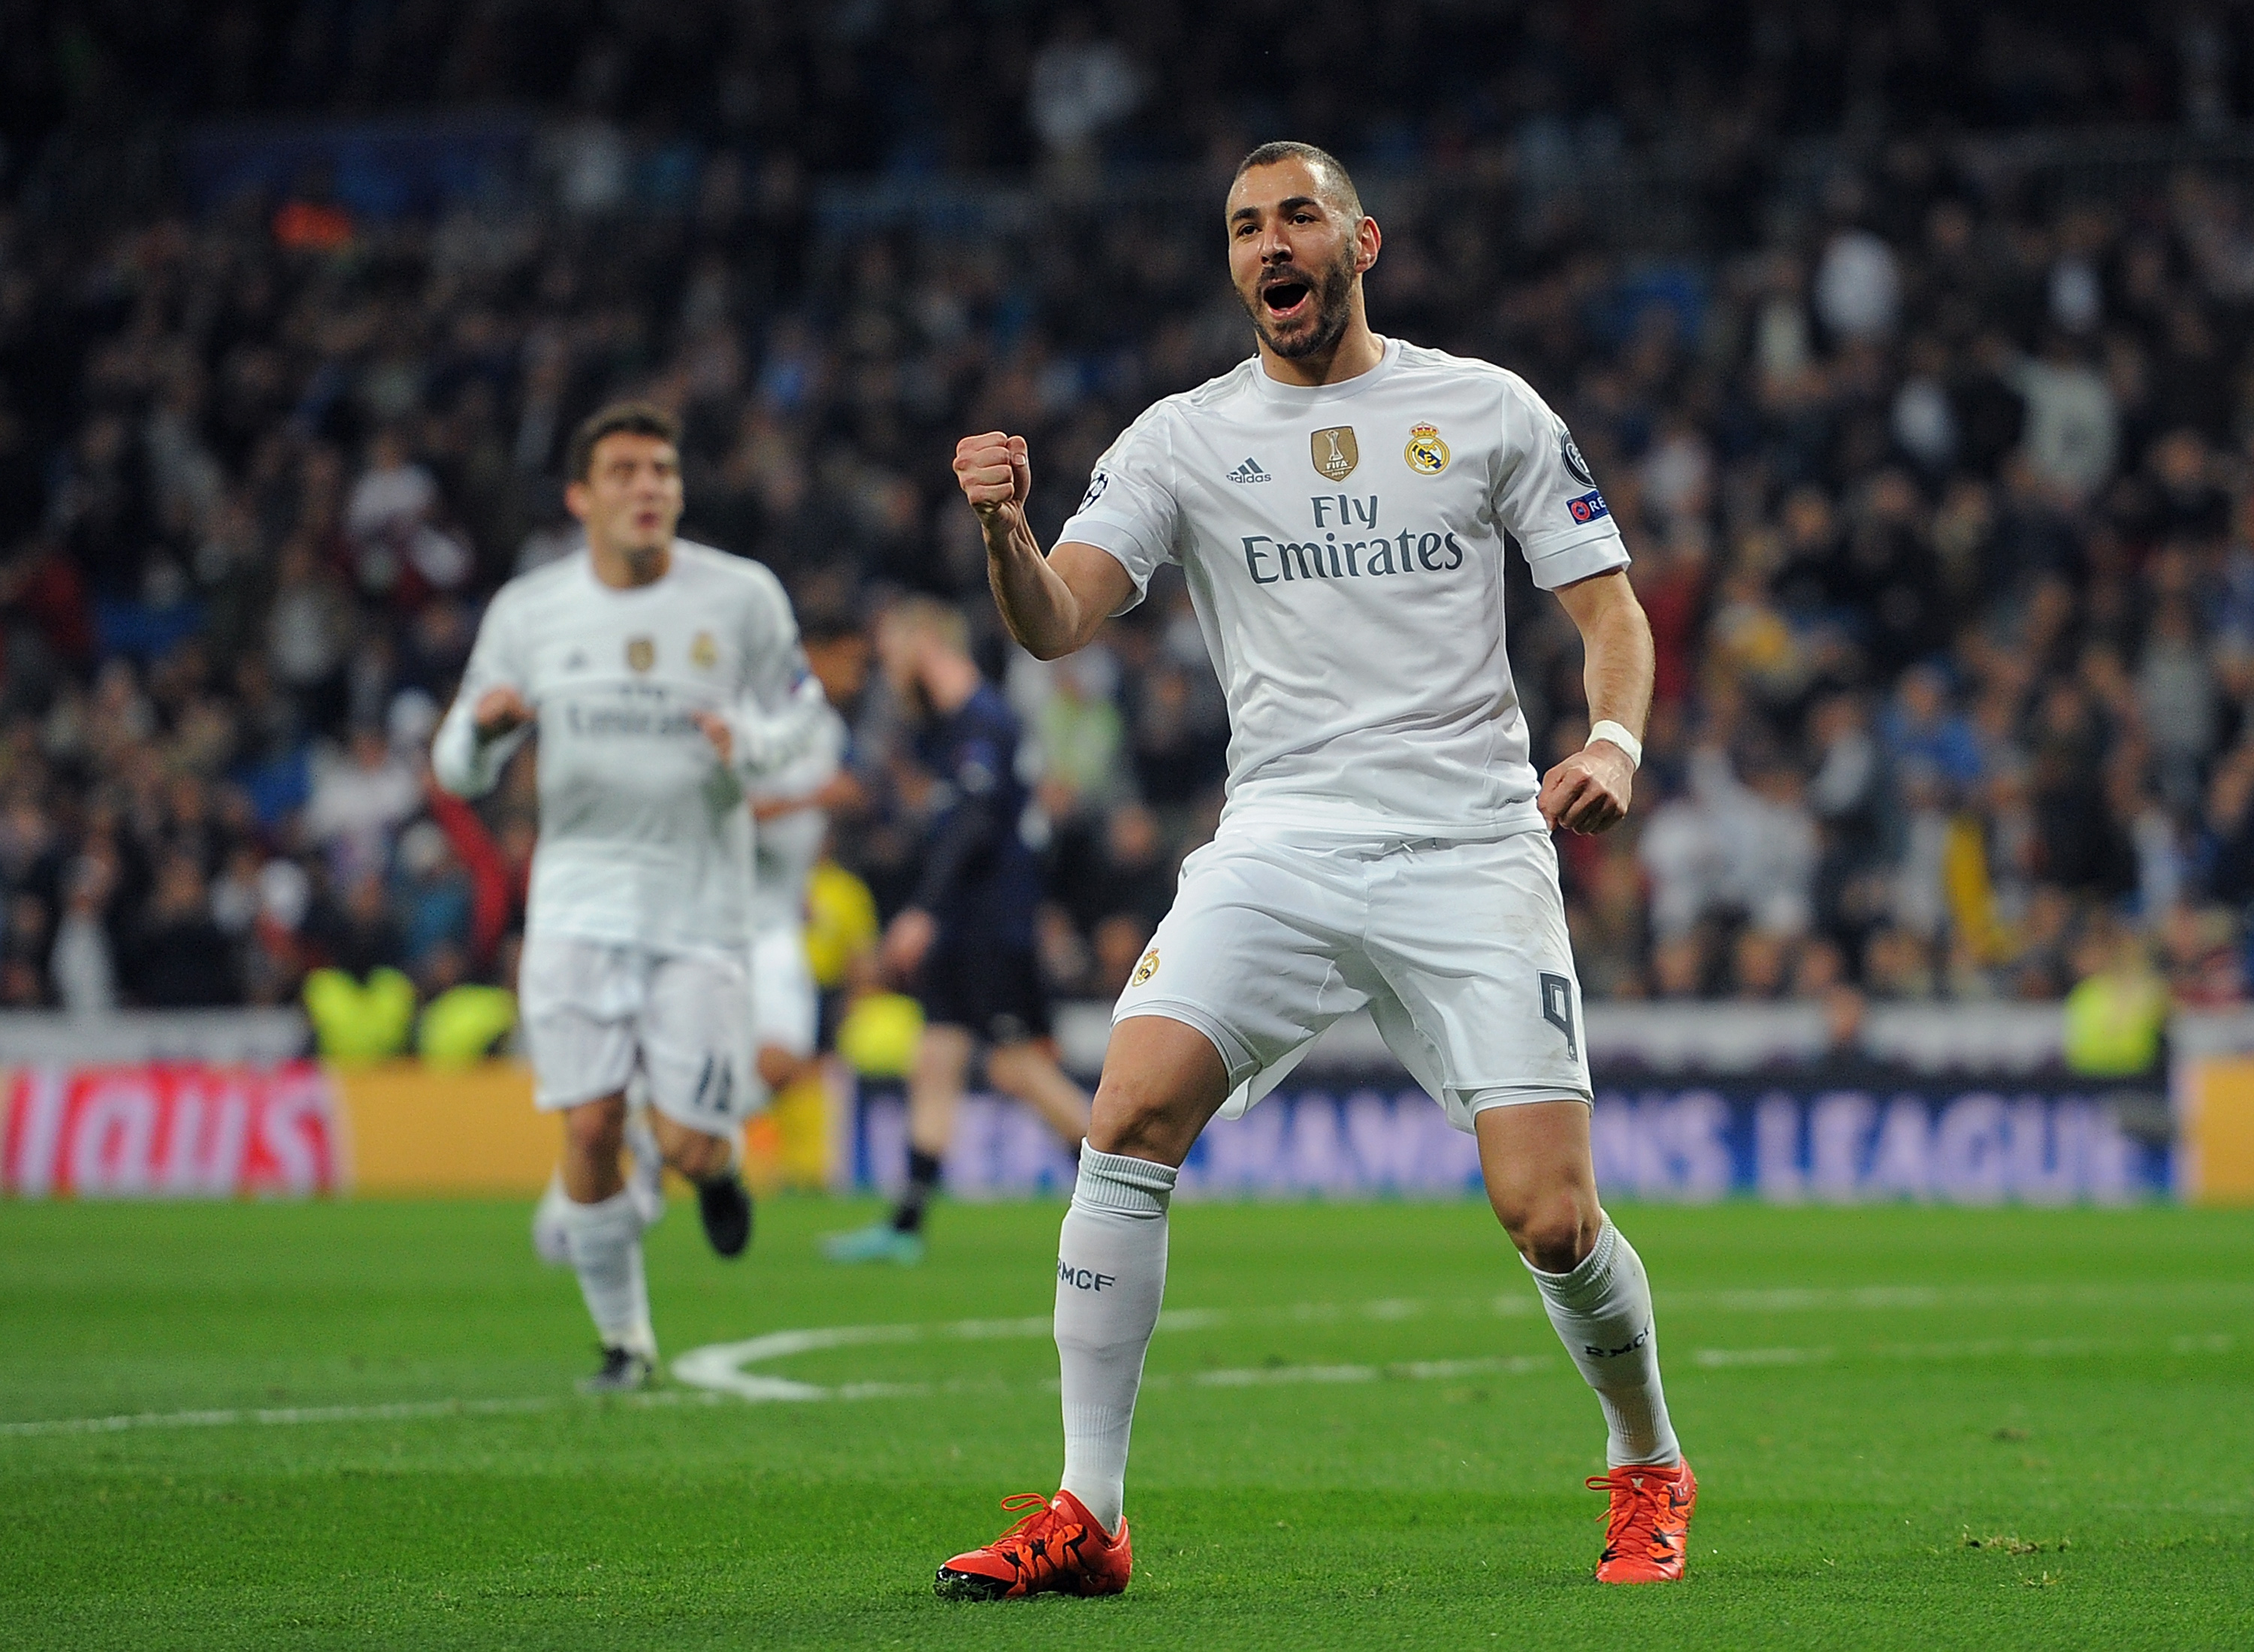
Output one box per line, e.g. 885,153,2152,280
1310,426,1359,481
1405,422,1449,475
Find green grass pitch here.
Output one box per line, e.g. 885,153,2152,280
3,1194,2251,1650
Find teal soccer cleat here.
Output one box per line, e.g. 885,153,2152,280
820,1222,926,1265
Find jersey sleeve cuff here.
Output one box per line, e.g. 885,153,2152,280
1056,513,1161,614
1520,527,1631,592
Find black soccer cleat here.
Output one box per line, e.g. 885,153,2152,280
696,1172,754,1258
576,1345,654,1395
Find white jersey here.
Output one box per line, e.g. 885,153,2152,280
748,705,845,936
431,541,820,953
1059,337,1629,838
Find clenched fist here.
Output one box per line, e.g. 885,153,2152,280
692,708,733,765
1537,741,1636,835
953,431,1031,524
473,685,533,742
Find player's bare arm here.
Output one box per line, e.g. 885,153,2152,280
1537,569,1654,835
953,431,1132,660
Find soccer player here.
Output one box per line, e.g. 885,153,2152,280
820,596,1091,1264
433,402,826,1393
935,143,1689,1595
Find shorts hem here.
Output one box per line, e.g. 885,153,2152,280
641,1093,755,1137
1113,1000,1260,1089
1457,1085,1593,1119
533,1077,633,1113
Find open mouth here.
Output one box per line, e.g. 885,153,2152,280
1261,278,1312,319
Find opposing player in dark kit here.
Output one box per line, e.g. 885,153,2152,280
820,596,1090,1265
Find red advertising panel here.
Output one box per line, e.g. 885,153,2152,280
1,1062,341,1198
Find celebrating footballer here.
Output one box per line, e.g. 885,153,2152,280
938,141,1688,1597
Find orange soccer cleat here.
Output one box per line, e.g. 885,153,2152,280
933,1490,1133,1601
1587,1458,1697,1583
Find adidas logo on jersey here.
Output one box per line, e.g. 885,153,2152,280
1227,458,1273,483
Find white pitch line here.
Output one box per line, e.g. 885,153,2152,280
5,1285,2243,1440
1693,1346,1833,1368
1686,1333,2237,1371
1666,1282,2254,1315
1177,1354,1552,1389
0,1388,732,1439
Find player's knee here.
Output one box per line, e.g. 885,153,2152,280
563,1101,624,1161
1087,1080,1190,1161
1083,1017,1227,1161
664,1131,731,1182
757,1046,805,1091
1497,1192,1596,1274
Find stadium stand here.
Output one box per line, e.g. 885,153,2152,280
3,2,2254,1020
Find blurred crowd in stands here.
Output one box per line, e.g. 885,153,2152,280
5,2,2254,1017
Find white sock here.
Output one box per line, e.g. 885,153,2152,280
623,1111,665,1228
1526,1216,1680,1469
1054,1146,1176,1536
559,1189,656,1359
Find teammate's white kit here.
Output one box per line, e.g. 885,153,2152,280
1059,337,1629,1122
432,539,822,1130
746,707,845,1061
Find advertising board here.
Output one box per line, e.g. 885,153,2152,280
851,1076,2171,1204
1,1062,342,1197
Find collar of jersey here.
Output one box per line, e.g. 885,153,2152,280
576,543,683,596
1250,335,1400,405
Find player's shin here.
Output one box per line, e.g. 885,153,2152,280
1053,1147,1175,1536
559,1189,657,1360
1526,1216,1680,1469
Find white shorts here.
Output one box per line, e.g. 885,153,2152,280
1113,826,1590,1132
750,923,819,1059
519,934,757,1132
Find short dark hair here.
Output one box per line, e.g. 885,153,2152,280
564,401,680,482
1231,140,1363,222
797,601,866,644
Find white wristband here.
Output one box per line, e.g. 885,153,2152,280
1587,719,1643,769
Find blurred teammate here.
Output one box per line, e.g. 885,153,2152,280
821,597,1090,1264
935,143,1687,1596
434,402,825,1394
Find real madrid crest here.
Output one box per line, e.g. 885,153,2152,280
690,630,718,670
1130,947,1160,986
1310,426,1359,482
626,636,655,672
1405,422,1449,475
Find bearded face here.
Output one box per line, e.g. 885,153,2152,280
1240,234,1360,361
